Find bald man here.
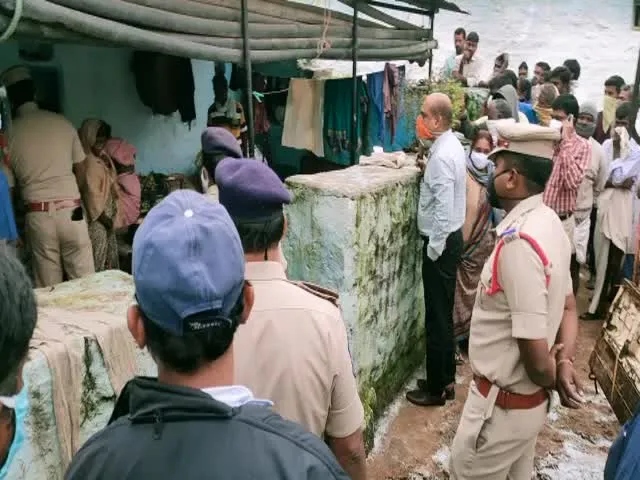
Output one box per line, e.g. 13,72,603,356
409,93,467,407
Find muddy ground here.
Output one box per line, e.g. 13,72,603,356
367,277,620,479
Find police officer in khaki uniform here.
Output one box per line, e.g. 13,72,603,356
215,158,367,480
450,123,584,480
1,66,95,287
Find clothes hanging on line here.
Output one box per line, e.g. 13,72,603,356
367,71,385,144
323,78,370,166
383,63,400,143
281,78,326,157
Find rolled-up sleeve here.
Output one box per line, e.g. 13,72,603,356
497,240,549,340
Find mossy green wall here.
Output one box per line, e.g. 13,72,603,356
285,166,424,448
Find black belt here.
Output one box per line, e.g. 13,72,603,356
558,213,573,221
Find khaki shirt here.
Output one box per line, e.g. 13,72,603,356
234,262,364,438
6,102,85,202
469,194,572,395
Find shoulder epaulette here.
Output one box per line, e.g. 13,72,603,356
286,280,340,308
486,228,551,296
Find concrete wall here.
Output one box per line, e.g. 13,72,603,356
6,271,155,480
0,42,215,175
284,165,424,447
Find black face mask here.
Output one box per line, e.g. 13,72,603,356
487,170,509,209
487,169,533,209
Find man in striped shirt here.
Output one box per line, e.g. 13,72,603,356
544,94,591,294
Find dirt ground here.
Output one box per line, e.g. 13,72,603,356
366,275,621,479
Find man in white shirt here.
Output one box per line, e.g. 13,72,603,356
408,93,466,407
453,32,484,88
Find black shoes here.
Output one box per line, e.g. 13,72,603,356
406,380,455,406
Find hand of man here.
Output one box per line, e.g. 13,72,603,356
416,158,426,173
561,117,576,141
556,361,584,409
547,343,564,384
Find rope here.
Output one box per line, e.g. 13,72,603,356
0,0,23,42
316,0,332,58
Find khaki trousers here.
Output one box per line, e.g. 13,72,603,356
449,381,548,480
26,206,95,287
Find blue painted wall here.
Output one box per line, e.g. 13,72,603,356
0,42,215,175
0,41,414,177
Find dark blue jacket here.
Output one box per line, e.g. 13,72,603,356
65,377,348,480
605,403,640,480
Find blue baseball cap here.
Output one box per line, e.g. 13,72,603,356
132,190,245,335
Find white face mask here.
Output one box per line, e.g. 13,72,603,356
549,119,563,132
470,151,490,170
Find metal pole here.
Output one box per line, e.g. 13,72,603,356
241,0,255,158
428,12,434,79
350,0,359,166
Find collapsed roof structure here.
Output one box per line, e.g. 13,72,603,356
0,0,467,160
0,0,457,63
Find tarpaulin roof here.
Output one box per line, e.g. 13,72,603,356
0,0,443,63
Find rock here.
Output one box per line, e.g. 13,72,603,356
284,164,425,447
6,271,156,480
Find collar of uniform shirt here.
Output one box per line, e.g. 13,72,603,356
245,261,286,281
495,194,544,237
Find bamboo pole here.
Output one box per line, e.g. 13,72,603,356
46,0,429,40
167,34,425,51
122,0,290,25
337,0,418,29
0,0,436,62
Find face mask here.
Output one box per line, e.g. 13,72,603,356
549,119,563,132
470,151,490,170
575,121,596,139
0,382,28,478
487,170,510,209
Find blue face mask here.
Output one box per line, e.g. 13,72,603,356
0,382,28,479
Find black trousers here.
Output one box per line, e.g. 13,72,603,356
587,207,598,277
422,229,463,395
570,253,580,295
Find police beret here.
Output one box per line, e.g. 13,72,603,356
201,127,242,158
215,158,291,220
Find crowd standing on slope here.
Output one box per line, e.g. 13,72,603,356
1,26,640,480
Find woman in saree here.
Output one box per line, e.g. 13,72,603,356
78,119,119,271
452,130,497,350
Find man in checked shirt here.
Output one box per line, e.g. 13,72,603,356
545,94,591,294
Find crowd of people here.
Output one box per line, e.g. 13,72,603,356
0,66,141,288
1,27,640,479
407,26,640,479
